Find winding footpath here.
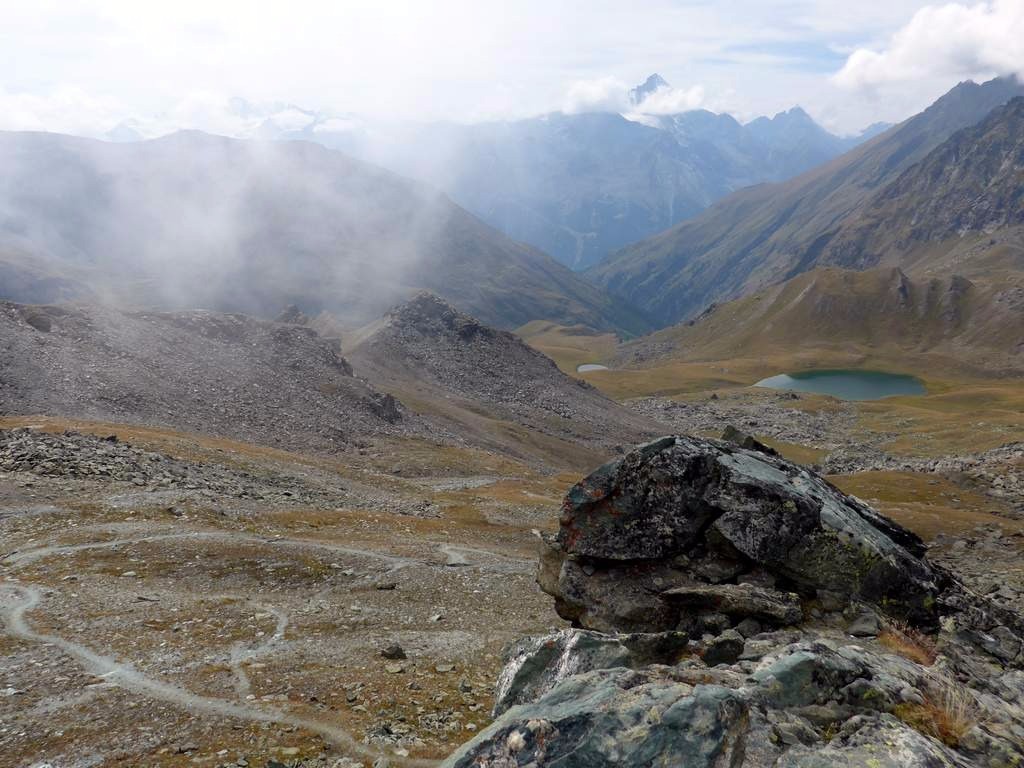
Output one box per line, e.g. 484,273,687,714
0,529,438,767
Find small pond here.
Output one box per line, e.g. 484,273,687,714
753,369,925,401
577,364,609,373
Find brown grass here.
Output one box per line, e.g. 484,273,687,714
877,621,938,666
515,321,619,374
894,679,984,748
827,471,1023,540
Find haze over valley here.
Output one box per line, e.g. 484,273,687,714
3,3,1024,767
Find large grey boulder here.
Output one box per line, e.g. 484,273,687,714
545,436,946,632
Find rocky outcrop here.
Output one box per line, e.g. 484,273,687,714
443,436,1024,767
492,628,689,716
446,635,1024,767
347,293,660,465
542,436,946,634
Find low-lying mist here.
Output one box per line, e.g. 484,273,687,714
0,129,646,333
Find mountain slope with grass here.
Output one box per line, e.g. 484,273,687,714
615,266,1024,376
823,96,1024,274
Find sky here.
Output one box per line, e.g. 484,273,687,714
1,0,1023,137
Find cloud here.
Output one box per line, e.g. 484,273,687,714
633,84,706,114
562,76,706,116
562,77,631,114
0,86,126,135
834,0,1024,89
0,1,990,135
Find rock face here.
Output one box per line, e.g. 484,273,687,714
543,436,943,634
443,436,1024,767
492,628,689,716
347,293,660,465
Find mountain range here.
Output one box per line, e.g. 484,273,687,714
0,130,648,335
590,76,1024,327
267,76,880,269
105,76,879,271
2,75,1021,346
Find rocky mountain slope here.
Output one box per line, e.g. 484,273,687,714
824,96,1024,273
0,130,648,335
444,436,1024,766
617,266,1024,375
0,301,413,453
590,76,1024,327
289,76,872,270
346,293,660,467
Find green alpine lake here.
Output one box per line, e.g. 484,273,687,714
753,369,926,401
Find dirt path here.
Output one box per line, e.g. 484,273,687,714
228,602,289,699
0,580,438,767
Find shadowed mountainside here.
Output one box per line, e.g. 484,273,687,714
589,77,1024,327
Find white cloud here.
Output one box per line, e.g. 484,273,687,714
634,84,706,115
834,0,1024,89
0,1,995,135
562,77,631,114
563,77,706,116
0,86,126,135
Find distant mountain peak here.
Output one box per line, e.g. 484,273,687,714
772,106,813,123
630,74,670,106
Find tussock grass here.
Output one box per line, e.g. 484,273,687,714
894,678,985,748
878,621,938,666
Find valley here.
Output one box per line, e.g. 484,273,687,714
3,289,1024,766
3,16,1024,764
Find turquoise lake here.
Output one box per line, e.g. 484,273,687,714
753,369,926,401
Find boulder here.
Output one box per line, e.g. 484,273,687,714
442,435,1024,768
701,629,745,666
847,611,880,638
548,436,945,631
444,668,754,768
721,424,779,456
443,642,1022,767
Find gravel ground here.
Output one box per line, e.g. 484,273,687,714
0,425,567,768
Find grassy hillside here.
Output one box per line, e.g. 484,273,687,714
616,266,1024,376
